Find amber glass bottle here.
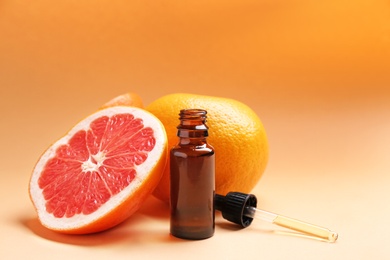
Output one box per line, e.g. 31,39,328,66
170,109,215,240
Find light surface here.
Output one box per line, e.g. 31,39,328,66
1,1,389,259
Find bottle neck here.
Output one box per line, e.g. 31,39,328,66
176,109,209,142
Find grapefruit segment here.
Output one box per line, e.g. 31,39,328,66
29,106,168,234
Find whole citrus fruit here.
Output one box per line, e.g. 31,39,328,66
146,93,269,203
29,106,168,234
100,92,144,109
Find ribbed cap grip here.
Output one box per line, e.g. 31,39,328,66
215,192,257,228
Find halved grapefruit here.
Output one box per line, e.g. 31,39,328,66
29,106,168,234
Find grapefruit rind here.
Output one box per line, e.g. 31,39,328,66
29,106,167,233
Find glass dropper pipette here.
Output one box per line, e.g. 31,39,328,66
215,192,338,242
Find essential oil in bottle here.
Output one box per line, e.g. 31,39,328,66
170,109,215,240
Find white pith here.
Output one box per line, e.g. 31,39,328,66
29,106,166,230
82,151,106,173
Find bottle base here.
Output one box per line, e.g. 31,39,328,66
170,227,214,240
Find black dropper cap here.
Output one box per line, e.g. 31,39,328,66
215,192,258,228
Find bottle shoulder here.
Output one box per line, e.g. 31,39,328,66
171,144,215,157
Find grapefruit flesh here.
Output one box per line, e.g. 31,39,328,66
29,106,167,234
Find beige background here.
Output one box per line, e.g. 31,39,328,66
1,1,389,259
